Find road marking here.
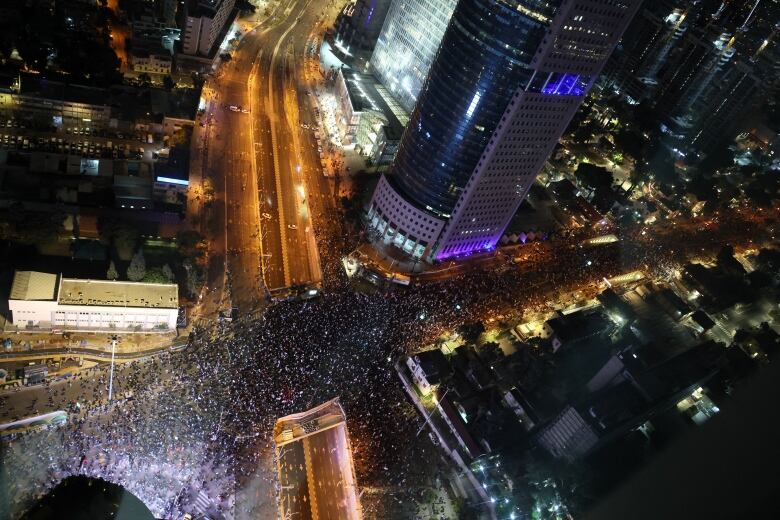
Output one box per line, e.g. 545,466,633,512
281,45,322,286
248,50,270,294
265,9,311,287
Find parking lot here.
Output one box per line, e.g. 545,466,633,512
0,118,159,161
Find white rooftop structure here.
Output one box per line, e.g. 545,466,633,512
58,278,178,309
9,271,58,301
8,271,179,332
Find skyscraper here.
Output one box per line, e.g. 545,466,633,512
655,29,763,157
367,0,641,262
334,0,394,55
369,0,458,113
603,1,692,102
650,1,776,158
181,0,236,57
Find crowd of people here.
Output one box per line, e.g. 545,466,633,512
0,203,774,519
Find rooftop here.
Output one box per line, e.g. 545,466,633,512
273,399,362,520
9,271,58,301
546,308,613,344
58,278,178,309
342,71,405,138
411,349,451,383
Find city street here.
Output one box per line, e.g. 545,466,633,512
191,0,332,318
2,196,774,519
1,0,777,518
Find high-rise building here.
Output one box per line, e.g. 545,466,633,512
181,0,236,57
334,0,394,56
658,37,763,158
156,0,178,27
603,1,692,102
369,0,458,113
367,0,641,261
648,1,777,158
602,0,776,158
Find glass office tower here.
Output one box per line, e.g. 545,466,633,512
389,0,553,217
369,0,458,113
367,0,642,260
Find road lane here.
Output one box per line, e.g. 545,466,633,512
194,0,332,314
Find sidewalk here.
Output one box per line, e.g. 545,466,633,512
355,241,512,282
1,329,180,357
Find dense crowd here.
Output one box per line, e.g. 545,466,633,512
1,204,774,519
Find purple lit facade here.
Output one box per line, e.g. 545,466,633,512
432,0,642,261
366,0,642,263
540,73,590,96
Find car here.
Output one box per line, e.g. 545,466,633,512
229,105,239,112
241,108,250,114
287,224,298,230
262,213,272,219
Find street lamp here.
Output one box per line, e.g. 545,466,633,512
107,335,118,402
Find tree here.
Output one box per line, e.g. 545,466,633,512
183,259,203,297
479,341,503,364
162,263,175,283
98,217,139,257
162,75,175,91
575,162,613,190
8,208,64,246
143,267,169,284
236,0,257,12
106,260,119,280
176,230,204,259
138,73,151,87
126,250,146,281
458,321,485,344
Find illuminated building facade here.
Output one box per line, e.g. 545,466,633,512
603,1,692,102
369,0,458,113
8,271,179,332
655,28,766,157
367,0,642,261
334,0,393,55
181,0,236,57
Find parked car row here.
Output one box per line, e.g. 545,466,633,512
0,133,146,159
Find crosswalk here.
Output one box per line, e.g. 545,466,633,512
190,489,213,517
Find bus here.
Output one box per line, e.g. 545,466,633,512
0,410,68,437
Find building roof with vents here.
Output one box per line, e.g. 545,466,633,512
10,271,178,309
9,272,59,301
58,278,178,309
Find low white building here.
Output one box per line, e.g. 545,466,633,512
131,49,173,76
8,271,179,332
405,349,450,396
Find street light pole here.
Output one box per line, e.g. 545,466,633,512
107,335,117,402
416,388,449,437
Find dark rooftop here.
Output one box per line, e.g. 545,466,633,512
410,349,451,385
342,71,404,142
546,308,613,344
